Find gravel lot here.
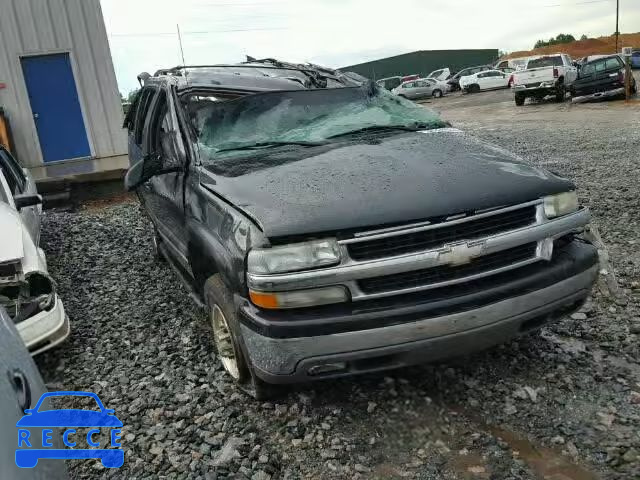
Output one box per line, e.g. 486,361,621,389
36,92,640,479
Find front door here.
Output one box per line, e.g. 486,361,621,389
21,53,91,163
139,88,189,268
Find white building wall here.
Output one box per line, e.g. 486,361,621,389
0,0,126,171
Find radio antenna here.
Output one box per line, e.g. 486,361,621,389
177,24,186,66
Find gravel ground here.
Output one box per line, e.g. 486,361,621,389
36,98,640,480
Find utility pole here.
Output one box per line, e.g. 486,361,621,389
624,48,632,101
615,0,620,53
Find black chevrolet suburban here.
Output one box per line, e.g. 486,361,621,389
124,59,598,398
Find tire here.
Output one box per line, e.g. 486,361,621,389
555,85,565,103
204,275,281,400
515,93,525,106
432,89,443,98
467,84,480,94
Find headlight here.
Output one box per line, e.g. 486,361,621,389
544,191,579,219
249,286,349,309
247,239,341,275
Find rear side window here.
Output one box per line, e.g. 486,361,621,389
133,88,157,145
605,57,622,70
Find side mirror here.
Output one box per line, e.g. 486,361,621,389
14,194,42,210
124,153,162,191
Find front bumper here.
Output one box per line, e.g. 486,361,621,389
239,241,598,383
571,87,625,103
17,295,70,356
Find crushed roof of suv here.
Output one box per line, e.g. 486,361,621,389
140,58,367,92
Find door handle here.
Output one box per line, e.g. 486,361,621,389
8,369,32,413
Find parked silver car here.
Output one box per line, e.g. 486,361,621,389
392,79,445,100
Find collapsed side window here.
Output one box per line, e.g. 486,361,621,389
147,89,185,171
123,90,141,131
133,88,157,146
0,147,26,195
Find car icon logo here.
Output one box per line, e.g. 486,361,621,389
16,391,124,468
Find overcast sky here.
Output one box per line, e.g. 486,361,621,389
100,0,640,94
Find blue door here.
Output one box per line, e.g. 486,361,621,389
21,54,91,163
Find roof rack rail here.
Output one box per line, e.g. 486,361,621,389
152,63,338,76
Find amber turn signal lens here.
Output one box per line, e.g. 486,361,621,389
249,291,280,309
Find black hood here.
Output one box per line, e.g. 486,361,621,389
201,129,573,239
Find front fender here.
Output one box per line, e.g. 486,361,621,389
186,185,267,295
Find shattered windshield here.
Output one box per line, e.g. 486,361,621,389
188,85,445,161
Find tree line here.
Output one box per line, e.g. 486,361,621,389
534,33,589,49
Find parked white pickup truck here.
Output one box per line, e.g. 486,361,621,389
512,54,578,106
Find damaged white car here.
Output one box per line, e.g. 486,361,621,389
0,145,68,355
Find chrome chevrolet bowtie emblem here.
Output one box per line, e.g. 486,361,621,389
438,241,486,266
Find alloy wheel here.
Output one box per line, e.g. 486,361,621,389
211,304,240,379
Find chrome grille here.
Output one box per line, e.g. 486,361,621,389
346,205,537,261
357,243,537,294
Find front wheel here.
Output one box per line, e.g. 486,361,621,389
432,89,443,98
205,275,281,400
515,93,525,106
555,85,565,102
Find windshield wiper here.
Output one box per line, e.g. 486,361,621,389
327,124,428,139
214,140,325,154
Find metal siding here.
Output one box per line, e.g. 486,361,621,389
0,1,43,167
81,0,124,154
30,0,58,50
47,0,74,49
342,50,500,80
13,0,39,52
0,0,126,168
